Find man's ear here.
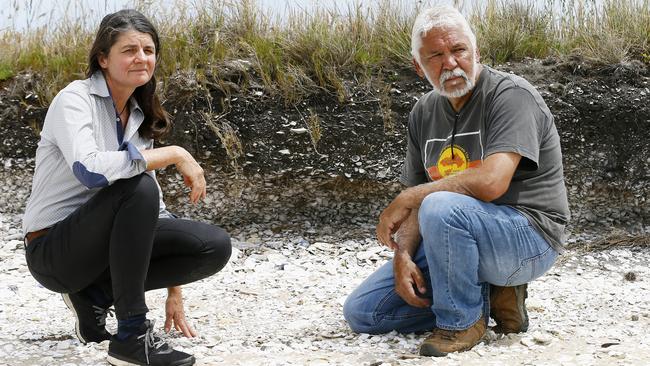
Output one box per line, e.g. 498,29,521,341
412,58,425,78
475,47,481,63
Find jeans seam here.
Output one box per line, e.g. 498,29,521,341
372,290,394,326
454,205,530,230
434,207,461,328
372,291,432,326
433,206,490,329
505,245,553,286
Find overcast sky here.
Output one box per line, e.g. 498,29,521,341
0,0,476,32
1,0,586,33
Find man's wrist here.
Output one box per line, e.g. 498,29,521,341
399,187,420,209
394,248,412,260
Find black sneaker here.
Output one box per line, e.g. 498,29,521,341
107,320,195,366
62,293,113,344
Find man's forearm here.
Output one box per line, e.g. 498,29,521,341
400,152,521,209
395,209,421,258
376,153,519,249
407,172,474,207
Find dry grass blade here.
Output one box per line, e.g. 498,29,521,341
203,112,243,164
1,0,648,106
306,109,322,154
378,82,394,134
568,232,650,252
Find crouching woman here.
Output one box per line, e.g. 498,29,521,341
22,9,231,366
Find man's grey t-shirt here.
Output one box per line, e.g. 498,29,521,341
400,66,570,253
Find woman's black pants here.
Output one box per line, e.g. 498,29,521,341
25,174,231,319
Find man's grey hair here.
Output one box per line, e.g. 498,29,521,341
410,6,477,63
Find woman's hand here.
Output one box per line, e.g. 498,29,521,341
164,286,198,338
142,146,207,203
175,150,206,204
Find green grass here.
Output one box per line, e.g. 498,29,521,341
0,63,14,81
558,0,650,64
1,0,649,106
472,0,558,64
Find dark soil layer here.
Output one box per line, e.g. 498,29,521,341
1,58,648,237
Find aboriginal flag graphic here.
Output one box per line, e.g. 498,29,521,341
425,131,483,181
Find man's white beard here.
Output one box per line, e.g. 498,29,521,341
424,65,476,98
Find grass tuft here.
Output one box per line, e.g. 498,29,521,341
0,64,14,81
1,0,648,105
472,0,557,64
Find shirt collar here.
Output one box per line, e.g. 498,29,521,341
89,71,143,114
89,71,110,98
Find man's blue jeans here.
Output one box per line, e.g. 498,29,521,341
343,192,558,333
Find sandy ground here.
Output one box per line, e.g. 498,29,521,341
1,208,649,366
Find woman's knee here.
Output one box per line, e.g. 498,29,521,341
202,226,232,274
114,174,160,214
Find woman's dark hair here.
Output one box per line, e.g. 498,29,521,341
87,9,170,140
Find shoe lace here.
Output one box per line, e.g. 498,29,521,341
432,328,459,341
93,306,114,327
137,320,167,365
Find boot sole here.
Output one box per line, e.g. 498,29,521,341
419,343,448,357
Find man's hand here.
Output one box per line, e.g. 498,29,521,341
394,251,431,308
164,286,197,338
377,191,414,249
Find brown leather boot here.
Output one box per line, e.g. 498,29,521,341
419,316,486,357
490,284,529,334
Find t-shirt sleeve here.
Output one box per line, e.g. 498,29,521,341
485,87,542,171
399,108,428,186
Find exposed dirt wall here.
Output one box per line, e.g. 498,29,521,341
1,58,648,236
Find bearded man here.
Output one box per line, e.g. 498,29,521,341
343,5,569,357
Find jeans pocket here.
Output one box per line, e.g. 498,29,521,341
505,246,557,286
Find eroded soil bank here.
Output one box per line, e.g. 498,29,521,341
1,58,648,239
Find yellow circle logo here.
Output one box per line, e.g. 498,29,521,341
437,145,469,177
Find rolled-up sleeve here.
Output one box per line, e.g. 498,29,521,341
48,90,147,188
